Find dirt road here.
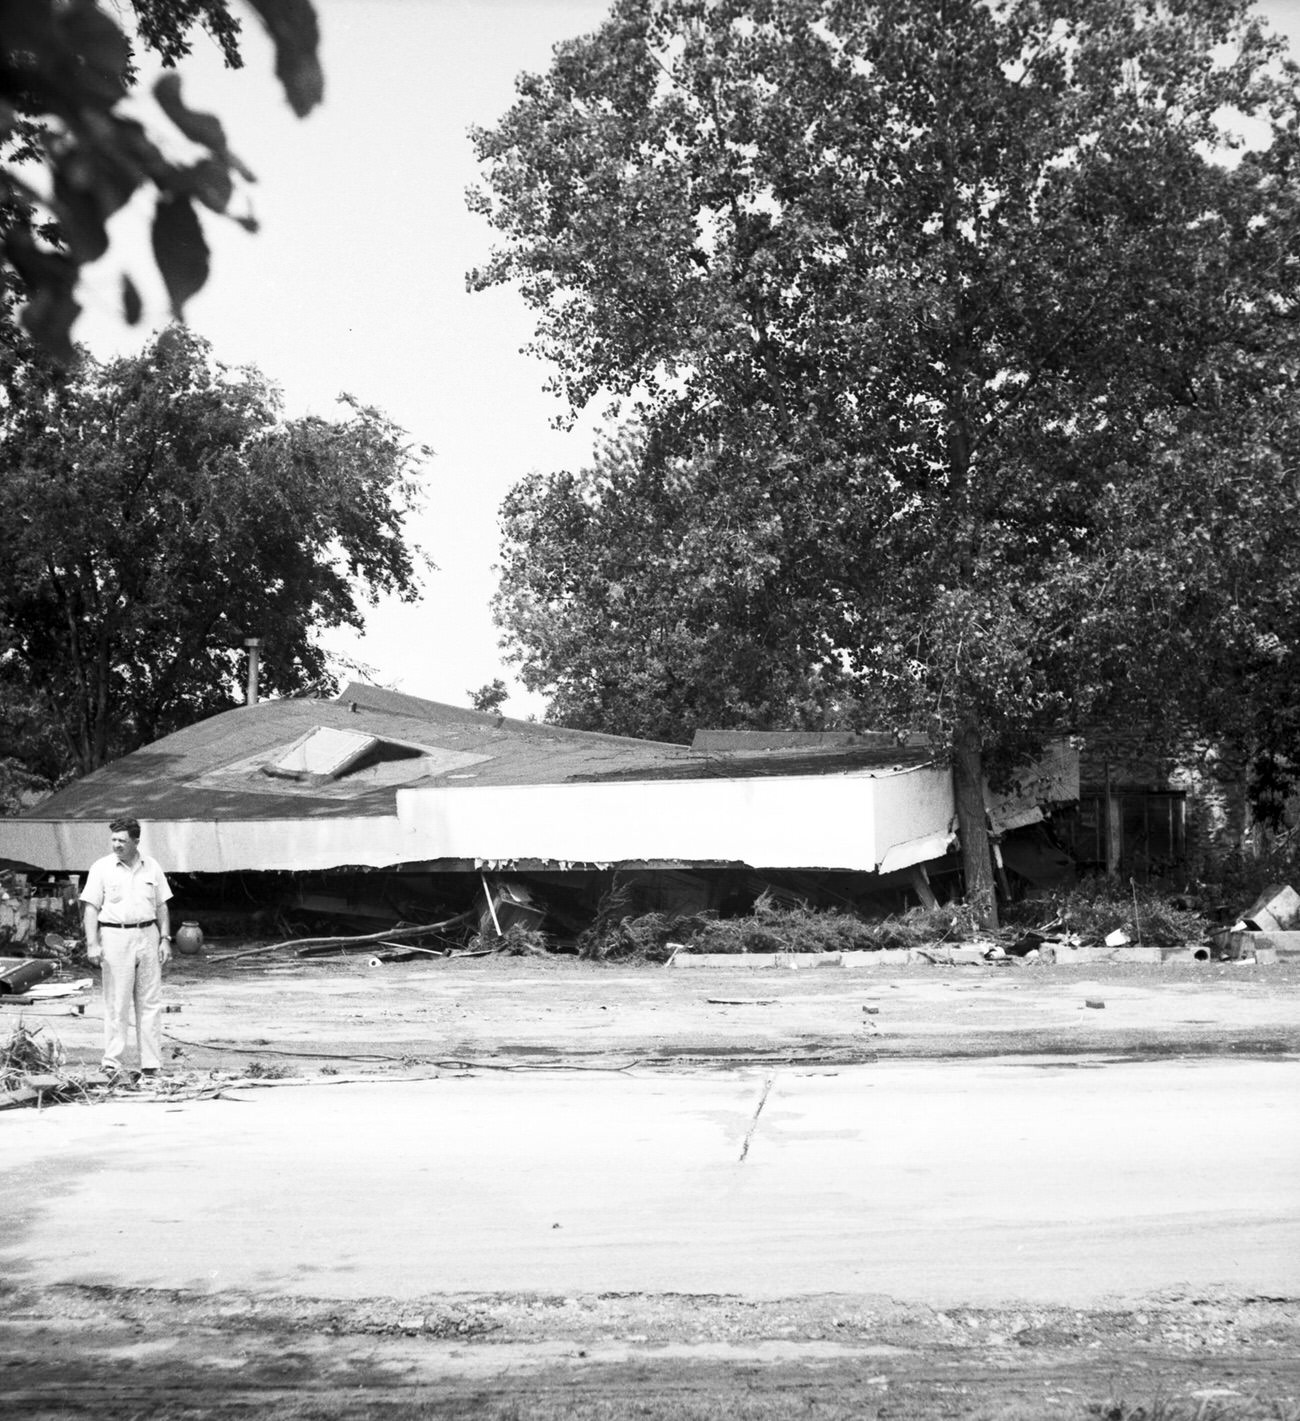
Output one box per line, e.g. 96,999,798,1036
3,953,1299,1419
12,950,1300,1070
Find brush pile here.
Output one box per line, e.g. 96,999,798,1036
579,898,977,963
469,923,551,956
578,880,1221,962
1003,881,1212,947
0,1019,83,1108
0,1018,65,1087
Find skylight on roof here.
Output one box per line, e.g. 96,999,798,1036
265,727,379,781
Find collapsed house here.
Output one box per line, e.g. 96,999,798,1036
0,684,1078,937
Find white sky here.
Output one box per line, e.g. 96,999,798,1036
77,0,613,718
73,0,1300,719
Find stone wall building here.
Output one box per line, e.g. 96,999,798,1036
1053,727,1261,884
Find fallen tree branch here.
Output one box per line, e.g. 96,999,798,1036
208,913,473,963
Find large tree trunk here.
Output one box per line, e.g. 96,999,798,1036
952,728,998,930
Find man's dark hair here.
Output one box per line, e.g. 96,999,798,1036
109,817,141,840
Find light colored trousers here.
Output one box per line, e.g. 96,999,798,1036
100,926,164,1072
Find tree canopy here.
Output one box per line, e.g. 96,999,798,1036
0,326,428,777
0,0,321,362
472,0,1300,922
495,423,873,742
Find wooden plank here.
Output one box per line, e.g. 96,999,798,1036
908,864,940,910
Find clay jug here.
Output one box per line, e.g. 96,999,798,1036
175,921,205,955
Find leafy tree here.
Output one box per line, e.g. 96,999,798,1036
0,0,321,362
0,673,69,811
471,0,1300,923
495,424,875,742
468,678,510,714
1063,372,1300,795
0,326,428,776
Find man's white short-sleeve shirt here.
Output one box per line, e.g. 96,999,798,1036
80,853,173,923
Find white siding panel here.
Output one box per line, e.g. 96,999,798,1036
396,767,954,872
0,817,416,874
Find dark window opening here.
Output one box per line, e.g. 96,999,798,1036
1052,791,1186,880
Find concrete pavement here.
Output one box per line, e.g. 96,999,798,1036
3,1056,1298,1307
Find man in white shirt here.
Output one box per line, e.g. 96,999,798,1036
80,817,173,1083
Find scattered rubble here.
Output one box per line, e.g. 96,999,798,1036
0,1019,78,1109
1218,883,1300,962
0,871,81,952
52,840,1283,974
0,956,59,995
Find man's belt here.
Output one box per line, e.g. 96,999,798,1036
98,919,157,929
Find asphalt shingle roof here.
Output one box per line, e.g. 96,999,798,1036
24,683,931,824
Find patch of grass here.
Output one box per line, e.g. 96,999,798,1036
243,1060,295,1080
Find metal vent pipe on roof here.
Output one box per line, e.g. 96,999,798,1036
244,637,262,706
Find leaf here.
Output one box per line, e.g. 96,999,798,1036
50,136,141,263
151,193,209,317
59,0,131,106
154,72,228,152
244,0,324,118
4,234,80,365
184,157,234,214
153,73,256,183
121,274,142,326
51,171,111,263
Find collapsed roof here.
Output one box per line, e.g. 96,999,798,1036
0,684,1077,877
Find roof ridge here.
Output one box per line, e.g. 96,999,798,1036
335,682,689,749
